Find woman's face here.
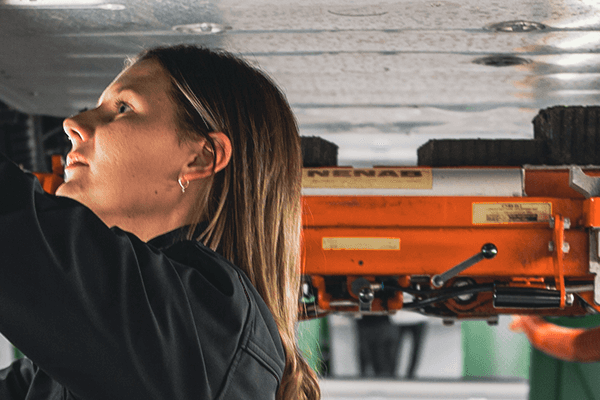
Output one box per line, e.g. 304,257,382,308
56,59,194,227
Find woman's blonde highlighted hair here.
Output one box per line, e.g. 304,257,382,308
133,45,320,400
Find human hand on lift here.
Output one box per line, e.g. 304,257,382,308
510,315,600,362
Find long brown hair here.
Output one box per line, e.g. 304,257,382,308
132,45,320,399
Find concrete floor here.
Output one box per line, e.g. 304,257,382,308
320,379,529,400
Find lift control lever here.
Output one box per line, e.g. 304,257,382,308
431,243,498,288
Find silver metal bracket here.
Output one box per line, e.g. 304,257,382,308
358,288,375,312
570,166,600,198
589,228,600,305
351,278,377,312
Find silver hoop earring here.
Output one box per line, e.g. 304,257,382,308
178,176,190,193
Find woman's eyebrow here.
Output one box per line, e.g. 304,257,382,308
97,86,142,107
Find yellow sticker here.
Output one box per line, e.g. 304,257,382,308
322,237,401,250
302,168,432,189
473,202,552,224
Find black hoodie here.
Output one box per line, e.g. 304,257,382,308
0,153,285,399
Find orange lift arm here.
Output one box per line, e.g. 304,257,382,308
300,165,600,322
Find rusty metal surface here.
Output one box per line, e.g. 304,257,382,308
1,0,599,165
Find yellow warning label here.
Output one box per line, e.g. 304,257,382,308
473,203,552,224
322,237,401,250
302,168,432,189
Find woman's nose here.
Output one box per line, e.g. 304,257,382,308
63,111,94,143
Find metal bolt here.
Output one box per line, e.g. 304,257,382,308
564,218,571,229
431,275,444,288
358,288,374,304
549,217,555,229
565,293,575,306
549,241,570,253
453,279,476,303
358,288,374,312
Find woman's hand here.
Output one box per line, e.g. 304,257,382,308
509,315,544,334
510,315,600,362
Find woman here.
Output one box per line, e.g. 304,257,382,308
0,45,320,399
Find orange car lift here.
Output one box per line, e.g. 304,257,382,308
300,165,600,322
33,156,600,321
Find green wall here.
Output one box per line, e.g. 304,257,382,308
462,318,531,379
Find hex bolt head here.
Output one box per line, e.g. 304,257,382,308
431,275,444,288
562,242,570,254
548,241,555,252
564,218,571,229
358,288,374,304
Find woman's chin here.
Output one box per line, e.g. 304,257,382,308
54,181,81,201
54,182,70,198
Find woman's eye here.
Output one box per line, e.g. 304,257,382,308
117,103,131,114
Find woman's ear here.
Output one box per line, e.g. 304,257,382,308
181,132,232,182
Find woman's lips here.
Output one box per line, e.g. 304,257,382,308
65,153,89,169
